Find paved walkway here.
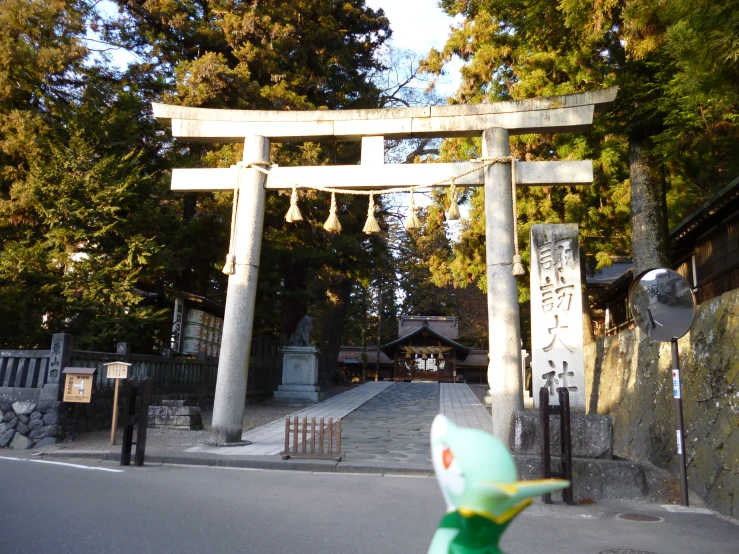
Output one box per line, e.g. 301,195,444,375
185,381,489,462
440,383,493,432
186,381,392,456
341,382,439,466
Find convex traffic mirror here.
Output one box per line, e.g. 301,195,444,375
628,268,696,342
627,267,697,507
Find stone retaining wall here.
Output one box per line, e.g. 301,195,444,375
585,288,739,517
0,400,63,449
0,391,216,449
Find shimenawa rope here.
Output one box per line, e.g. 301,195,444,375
229,157,524,277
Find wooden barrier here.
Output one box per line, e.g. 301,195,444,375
280,416,343,461
539,387,574,505
120,378,152,467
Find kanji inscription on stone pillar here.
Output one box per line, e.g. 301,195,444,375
530,224,585,412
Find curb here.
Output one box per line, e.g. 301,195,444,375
41,449,436,476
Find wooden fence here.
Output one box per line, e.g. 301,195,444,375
0,349,50,390
280,416,343,461
1,333,281,398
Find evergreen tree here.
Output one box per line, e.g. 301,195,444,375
420,0,739,344
0,1,395,356
101,1,394,372
0,1,177,349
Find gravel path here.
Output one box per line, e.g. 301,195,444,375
54,385,360,452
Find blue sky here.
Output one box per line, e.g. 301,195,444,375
366,0,463,98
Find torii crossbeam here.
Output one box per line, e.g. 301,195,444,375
153,87,618,446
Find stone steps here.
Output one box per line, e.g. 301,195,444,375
514,454,647,500
510,410,613,459
148,400,203,430
510,409,648,500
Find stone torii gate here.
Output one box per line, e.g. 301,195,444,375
152,87,617,446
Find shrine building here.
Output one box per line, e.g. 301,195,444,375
338,316,490,384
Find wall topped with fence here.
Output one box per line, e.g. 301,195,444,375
1,333,281,400
0,349,50,391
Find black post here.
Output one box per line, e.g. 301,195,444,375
672,339,689,506
71,403,80,442
120,378,138,466
558,388,574,506
539,387,552,504
134,378,151,467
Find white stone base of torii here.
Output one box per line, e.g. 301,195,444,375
152,87,618,446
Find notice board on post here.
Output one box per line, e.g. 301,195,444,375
62,367,97,403
105,361,131,380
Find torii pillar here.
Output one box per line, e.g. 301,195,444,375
210,136,269,444
483,127,523,442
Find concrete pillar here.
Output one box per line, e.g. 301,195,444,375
483,127,523,446
210,135,270,444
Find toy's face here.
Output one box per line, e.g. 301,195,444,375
431,415,518,516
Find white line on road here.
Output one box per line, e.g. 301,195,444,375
660,504,715,515
0,456,123,473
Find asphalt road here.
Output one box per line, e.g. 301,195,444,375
0,456,736,554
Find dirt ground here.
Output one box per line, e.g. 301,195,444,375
55,384,358,452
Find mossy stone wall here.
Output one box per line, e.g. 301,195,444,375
585,288,739,517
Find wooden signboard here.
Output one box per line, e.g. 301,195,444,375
62,367,96,403
104,362,132,446
105,361,130,379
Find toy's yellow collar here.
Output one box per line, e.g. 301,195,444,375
457,499,532,525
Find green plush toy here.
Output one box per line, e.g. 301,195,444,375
428,415,570,554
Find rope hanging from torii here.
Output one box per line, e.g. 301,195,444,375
223,157,523,277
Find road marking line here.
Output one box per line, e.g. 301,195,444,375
28,460,124,472
660,504,715,515
0,456,123,473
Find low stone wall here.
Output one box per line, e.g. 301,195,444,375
0,400,63,449
585,288,739,517
149,400,204,430
0,390,216,449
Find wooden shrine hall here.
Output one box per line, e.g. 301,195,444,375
338,316,490,383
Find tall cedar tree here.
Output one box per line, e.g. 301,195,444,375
421,0,739,345
102,1,394,375
0,1,178,350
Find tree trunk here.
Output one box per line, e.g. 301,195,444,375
321,277,353,386
279,262,308,339
629,135,671,275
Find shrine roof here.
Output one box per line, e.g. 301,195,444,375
380,322,471,361
670,175,739,249
586,260,633,286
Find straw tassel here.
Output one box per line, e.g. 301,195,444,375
512,254,525,276
222,174,241,275
222,254,235,275
284,186,303,223
363,194,380,234
404,190,422,231
448,180,461,221
323,192,342,233
510,159,525,277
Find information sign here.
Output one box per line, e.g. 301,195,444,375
105,361,131,379
62,367,96,403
